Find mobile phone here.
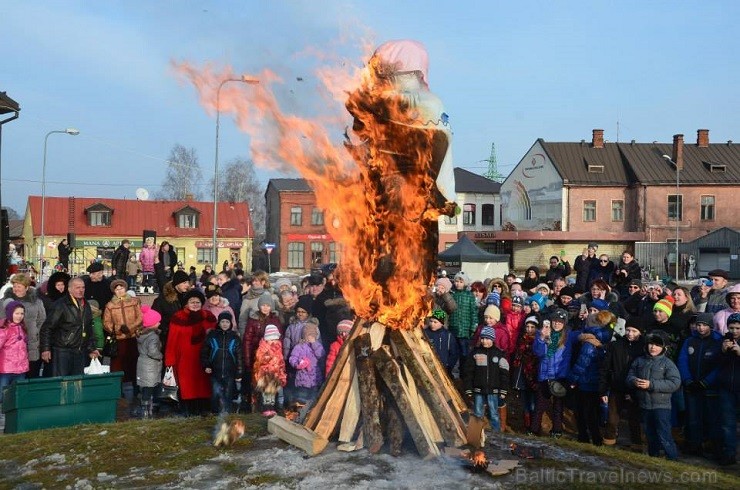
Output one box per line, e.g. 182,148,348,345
725,332,736,341
580,303,588,315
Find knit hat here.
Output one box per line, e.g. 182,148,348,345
87,262,104,273
337,319,354,334
264,324,281,341
205,284,222,299
217,311,233,328
183,289,205,305
628,279,642,287
728,312,740,325
4,300,23,321
429,309,447,322
296,295,313,314
483,304,501,323
435,277,452,291
110,279,128,292
653,296,674,317
453,271,470,286
558,286,575,299
646,332,665,347
551,308,568,324
486,291,501,306
589,299,609,311
512,295,525,307
141,305,162,328
525,315,539,326
257,293,275,310
624,318,645,335
529,293,547,310
695,312,714,327
536,283,551,295
172,270,190,288
480,326,495,341
275,278,292,291
303,320,319,340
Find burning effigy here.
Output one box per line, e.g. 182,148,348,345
176,39,470,458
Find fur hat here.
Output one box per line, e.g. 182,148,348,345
480,326,495,341
653,296,674,317
303,320,319,340
483,305,501,323
87,262,104,273
453,271,470,286
217,311,233,328
172,270,190,288
257,293,274,310
536,283,551,295
337,319,354,334
4,300,24,321
110,279,128,293
141,305,162,328
435,277,453,291
263,324,281,341
183,289,205,305
695,312,714,327
205,284,222,299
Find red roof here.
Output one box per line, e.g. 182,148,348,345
27,196,252,239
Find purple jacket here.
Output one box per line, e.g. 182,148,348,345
289,341,325,388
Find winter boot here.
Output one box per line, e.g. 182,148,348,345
140,400,151,419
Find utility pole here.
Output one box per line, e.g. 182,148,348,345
482,142,504,182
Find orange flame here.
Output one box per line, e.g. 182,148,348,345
173,41,450,329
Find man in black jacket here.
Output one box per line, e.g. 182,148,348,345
111,239,131,279
39,277,100,376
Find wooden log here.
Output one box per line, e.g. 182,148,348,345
313,345,355,439
401,363,443,443
409,326,467,413
368,322,386,349
354,332,384,453
268,415,328,456
372,345,440,458
391,329,466,446
338,370,361,442
304,319,365,429
380,378,405,456
337,429,364,452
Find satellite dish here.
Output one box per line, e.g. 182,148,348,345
136,188,150,201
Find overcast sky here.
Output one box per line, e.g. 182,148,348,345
2,0,739,215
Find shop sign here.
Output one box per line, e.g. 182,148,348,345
81,239,142,247
195,241,244,248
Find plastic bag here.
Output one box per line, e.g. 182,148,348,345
84,357,110,375
162,366,177,387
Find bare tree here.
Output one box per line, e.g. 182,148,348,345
156,144,203,200
210,157,265,235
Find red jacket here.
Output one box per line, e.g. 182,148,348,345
471,322,512,356
325,336,344,375
253,339,287,387
165,309,216,400
504,310,525,346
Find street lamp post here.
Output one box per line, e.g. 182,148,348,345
662,155,680,280
41,128,79,272
213,76,259,268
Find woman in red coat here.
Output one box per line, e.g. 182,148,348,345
165,289,216,415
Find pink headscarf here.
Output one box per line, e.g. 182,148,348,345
372,40,430,88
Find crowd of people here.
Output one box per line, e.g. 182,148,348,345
0,239,737,468
427,242,738,466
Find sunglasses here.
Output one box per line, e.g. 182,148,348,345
599,260,608,263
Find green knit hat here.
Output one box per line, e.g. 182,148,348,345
653,296,674,317
429,309,447,322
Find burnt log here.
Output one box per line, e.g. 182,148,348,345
354,332,384,453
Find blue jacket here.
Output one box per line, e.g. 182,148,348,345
424,326,459,372
533,329,579,382
678,329,723,389
568,326,613,392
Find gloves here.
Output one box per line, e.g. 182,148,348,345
297,358,310,370
120,325,130,335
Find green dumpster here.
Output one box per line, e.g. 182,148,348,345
2,372,123,433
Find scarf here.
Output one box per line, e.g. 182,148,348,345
547,330,562,358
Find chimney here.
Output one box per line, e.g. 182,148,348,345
672,134,684,170
697,129,709,148
592,129,604,149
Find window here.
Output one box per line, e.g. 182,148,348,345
290,206,302,226
611,200,624,222
197,248,213,264
328,242,340,263
96,247,114,261
443,215,457,225
89,210,111,226
311,208,324,226
583,200,596,222
462,204,476,226
310,242,324,266
287,242,304,268
588,164,604,173
482,204,495,226
701,195,715,221
177,213,198,228
668,195,683,221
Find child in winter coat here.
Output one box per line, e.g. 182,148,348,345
243,294,283,410
449,272,478,360
282,298,314,405
289,320,325,405
511,315,540,432
0,301,29,405
504,296,526,346
88,300,105,357
136,305,163,418
253,323,286,416
201,311,243,414
423,310,459,376
326,319,354,375
627,333,681,460
463,326,510,432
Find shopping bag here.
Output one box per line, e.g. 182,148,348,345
162,366,177,387
156,367,179,402
84,357,110,375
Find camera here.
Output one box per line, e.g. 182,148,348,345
725,332,736,341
